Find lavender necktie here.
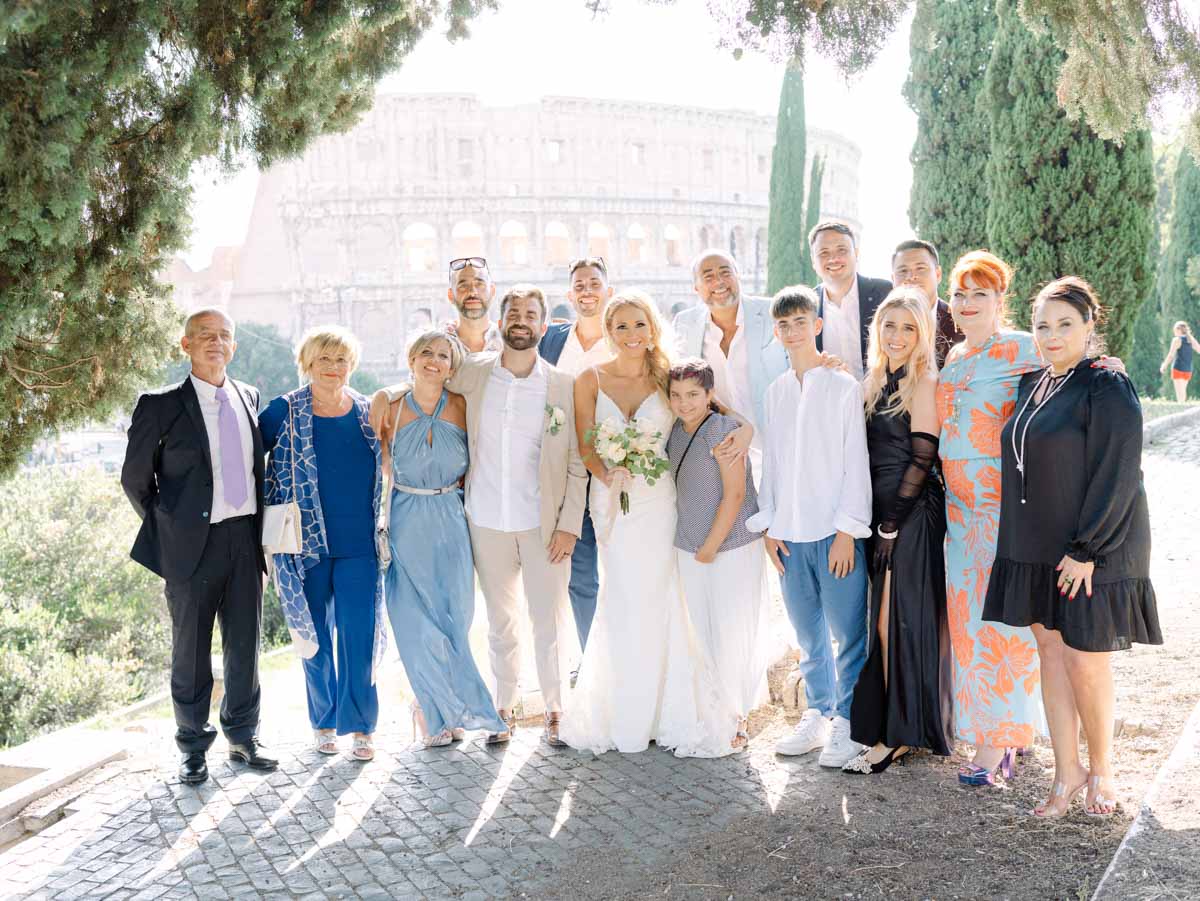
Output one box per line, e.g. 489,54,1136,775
215,386,248,509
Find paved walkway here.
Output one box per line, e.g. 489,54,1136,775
0,720,800,900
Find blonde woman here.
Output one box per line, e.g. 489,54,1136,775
1160,320,1198,402
844,289,953,774
259,326,388,762
561,290,742,757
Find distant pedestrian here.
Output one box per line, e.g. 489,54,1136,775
1160,320,1199,402
121,308,277,786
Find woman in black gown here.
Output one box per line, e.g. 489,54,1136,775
845,288,953,774
984,277,1160,817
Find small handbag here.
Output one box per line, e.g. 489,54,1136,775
262,398,303,556
373,389,410,569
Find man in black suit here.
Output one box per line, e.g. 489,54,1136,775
891,238,965,368
121,307,277,785
810,220,892,379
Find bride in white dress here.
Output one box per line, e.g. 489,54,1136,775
560,290,740,758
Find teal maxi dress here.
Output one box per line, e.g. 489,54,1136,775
384,391,505,737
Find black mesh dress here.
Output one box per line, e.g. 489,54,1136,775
983,363,1161,651
849,368,954,755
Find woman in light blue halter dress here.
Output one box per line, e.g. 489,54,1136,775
383,331,505,747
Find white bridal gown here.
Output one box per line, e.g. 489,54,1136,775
560,388,739,758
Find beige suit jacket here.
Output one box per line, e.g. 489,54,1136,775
387,354,587,543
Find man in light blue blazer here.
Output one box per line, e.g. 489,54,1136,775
672,249,789,482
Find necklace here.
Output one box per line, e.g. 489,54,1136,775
1010,367,1074,503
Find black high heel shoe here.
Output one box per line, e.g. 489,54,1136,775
842,745,910,775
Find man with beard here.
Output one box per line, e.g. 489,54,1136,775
672,249,787,484
810,222,893,380
538,257,614,649
445,256,503,354
890,238,963,368
371,285,586,747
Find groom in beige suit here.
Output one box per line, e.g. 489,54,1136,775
374,284,587,746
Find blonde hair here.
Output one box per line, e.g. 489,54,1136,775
407,328,466,375
863,288,937,418
296,325,361,382
604,289,673,392
1175,320,1190,335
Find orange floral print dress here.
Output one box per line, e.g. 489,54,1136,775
937,331,1046,748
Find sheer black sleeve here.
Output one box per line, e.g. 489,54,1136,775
1066,370,1143,567
880,431,940,534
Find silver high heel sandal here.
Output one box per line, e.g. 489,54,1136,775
411,701,452,749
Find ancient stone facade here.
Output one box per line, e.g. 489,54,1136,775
182,93,861,379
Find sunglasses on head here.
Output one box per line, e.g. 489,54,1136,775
449,257,488,273
568,256,607,278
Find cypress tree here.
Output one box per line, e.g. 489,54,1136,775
1158,149,1200,397
904,0,996,293
800,153,825,286
767,58,809,294
0,2,486,477
983,0,1155,359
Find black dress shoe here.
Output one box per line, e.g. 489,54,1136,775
228,739,278,770
179,753,208,785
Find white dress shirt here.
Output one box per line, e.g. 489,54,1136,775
554,323,613,376
189,373,257,523
465,358,549,532
746,366,871,542
822,279,864,381
702,301,763,478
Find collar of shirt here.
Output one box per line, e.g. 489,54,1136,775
189,372,227,403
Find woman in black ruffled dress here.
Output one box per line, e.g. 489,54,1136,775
983,277,1160,817
845,289,954,774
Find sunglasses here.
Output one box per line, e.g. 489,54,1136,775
568,256,607,277
449,257,488,273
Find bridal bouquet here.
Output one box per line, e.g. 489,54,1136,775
585,417,670,515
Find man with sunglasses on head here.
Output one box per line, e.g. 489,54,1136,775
446,256,504,354
538,257,615,651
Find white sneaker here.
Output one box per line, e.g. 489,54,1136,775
775,708,830,756
819,716,864,768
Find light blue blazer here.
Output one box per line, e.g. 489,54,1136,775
671,296,789,430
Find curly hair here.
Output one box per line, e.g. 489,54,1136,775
603,289,674,393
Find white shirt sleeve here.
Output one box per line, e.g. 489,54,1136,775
832,379,873,539
745,380,778,534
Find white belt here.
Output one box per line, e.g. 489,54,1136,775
392,482,458,496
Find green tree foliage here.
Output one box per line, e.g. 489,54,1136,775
983,0,1155,358
1158,149,1200,397
904,0,996,294
801,153,825,286
0,2,490,480
767,59,808,294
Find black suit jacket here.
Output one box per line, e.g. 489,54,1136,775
935,298,965,369
121,376,266,582
816,274,894,368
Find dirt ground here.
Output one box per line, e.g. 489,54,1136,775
548,425,1200,901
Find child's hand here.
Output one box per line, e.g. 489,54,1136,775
828,531,856,578
764,537,789,574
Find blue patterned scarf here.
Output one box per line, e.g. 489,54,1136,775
264,385,389,682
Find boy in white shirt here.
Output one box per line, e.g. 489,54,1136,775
747,286,872,767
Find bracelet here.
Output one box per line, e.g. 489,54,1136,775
876,526,898,540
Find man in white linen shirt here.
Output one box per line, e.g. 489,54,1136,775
672,249,789,486
372,286,587,748
810,221,893,380
746,286,872,768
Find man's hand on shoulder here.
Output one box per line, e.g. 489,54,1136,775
368,390,393,435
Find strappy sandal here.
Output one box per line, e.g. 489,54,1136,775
958,747,1016,786
1032,778,1086,817
411,702,454,749
350,733,374,762
450,728,466,742
1085,774,1119,817
313,729,338,755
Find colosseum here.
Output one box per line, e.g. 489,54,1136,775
170,93,862,379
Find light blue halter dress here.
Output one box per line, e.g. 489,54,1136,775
383,390,505,736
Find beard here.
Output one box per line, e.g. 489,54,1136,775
706,289,739,310
503,326,538,350
457,298,488,320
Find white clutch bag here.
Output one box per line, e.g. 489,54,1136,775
262,399,303,556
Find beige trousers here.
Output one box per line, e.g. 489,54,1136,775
468,521,572,712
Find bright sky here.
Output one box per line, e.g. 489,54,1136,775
185,0,920,276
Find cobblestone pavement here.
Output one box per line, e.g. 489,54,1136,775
2,418,1198,901
0,719,803,900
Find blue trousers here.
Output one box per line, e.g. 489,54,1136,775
301,554,379,735
568,492,599,648
777,535,868,720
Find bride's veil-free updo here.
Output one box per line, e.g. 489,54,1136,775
603,289,676,393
